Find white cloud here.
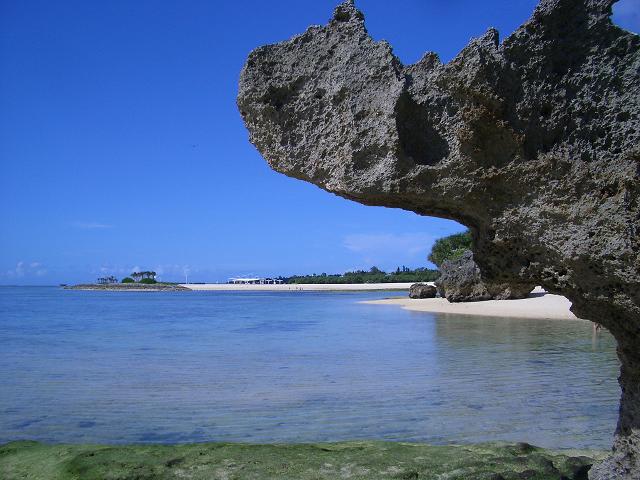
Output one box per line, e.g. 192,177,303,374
342,233,437,269
72,222,113,229
5,261,47,278
9,261,25,277
93,264,138,276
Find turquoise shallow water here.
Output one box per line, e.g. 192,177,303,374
0,286,619,449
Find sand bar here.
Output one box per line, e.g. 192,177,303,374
363,287,582,321
181,282,415,292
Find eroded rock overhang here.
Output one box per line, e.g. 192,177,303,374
237,1,639,478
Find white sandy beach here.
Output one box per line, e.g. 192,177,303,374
183,283,580,321
362,286,581,321
180,282,416,292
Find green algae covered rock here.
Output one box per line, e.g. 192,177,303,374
0,440,604,480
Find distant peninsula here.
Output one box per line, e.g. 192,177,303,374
66,270,190,291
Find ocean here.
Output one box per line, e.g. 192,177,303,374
0,286,619,449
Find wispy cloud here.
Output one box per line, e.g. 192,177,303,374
89,263,191,282
72,221,113,229
5,261,48,278
344,233,435,256
92,264,140,276
342,233,437,269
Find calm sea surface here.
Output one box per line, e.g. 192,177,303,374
0,286,619,449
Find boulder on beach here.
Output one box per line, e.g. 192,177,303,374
436,251,534,303
409,283,437,299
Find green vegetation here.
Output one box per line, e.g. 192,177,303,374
285,266,439,284
131,271,157,283
428,230,473,267
282,230,474,284
96,275,118,285
94,271,159,286
0,440,601,480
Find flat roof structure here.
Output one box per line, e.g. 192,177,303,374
228,277,283,284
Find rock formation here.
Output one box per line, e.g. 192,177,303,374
409,283,437,299
436,251,534,302
237,1,639,477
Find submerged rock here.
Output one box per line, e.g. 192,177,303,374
0,440,604,480
436,251,534,302
238,1,640,477
409,283,437,299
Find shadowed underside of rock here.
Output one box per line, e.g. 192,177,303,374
237,1,639,478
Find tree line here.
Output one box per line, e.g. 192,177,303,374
107,230,471,285
284,229,471,284
427,230,472,267
284,266,439,284
121,271,157,284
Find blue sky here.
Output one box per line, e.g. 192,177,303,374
1,0,638,284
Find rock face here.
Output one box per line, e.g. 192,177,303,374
436,251,534,302
237,1,640,478
409,283,437,299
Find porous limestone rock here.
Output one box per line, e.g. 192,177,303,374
436,251,534,302
237,1,640,478
409,283,437,299
435,252,491,302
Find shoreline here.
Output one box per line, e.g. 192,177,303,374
180,282,415,292
362,287,582,321
63,283,583,322
66,284,190,292
64,283,416,292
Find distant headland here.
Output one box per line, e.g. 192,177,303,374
65,270,189,291
64,266,439,292
65,283,190,291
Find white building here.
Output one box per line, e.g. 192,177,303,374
228,277,283,285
